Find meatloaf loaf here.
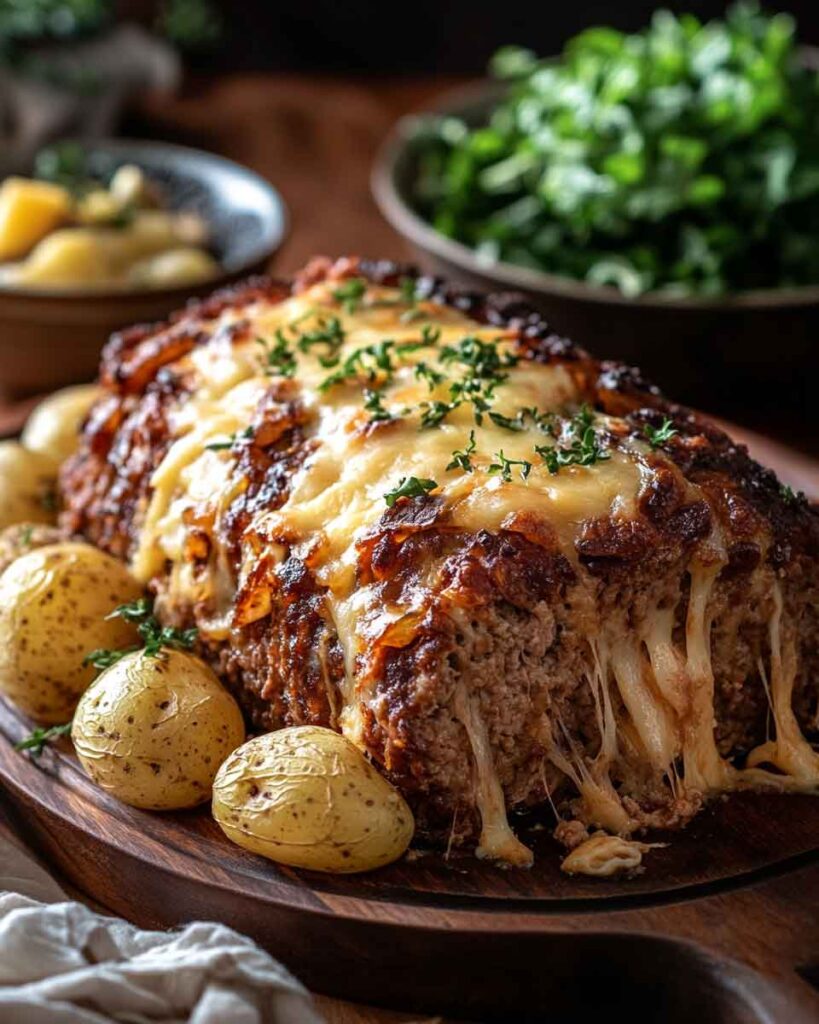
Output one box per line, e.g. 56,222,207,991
60,255,819,866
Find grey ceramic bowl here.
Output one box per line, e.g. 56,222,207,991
372,82,817,436
0,140,287,398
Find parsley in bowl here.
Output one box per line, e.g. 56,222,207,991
408,2,819,298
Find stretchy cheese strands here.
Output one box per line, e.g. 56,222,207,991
680,563,736,794
453,682,534,866
745,582,819,786
547,694,634,835
642,604,690,718
610,636,679,773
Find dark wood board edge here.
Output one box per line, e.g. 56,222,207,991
2,713,819,1022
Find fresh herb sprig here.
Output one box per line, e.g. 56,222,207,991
535,405,610,474
332,277,367,314
257,333,297,377
447,430,477,472
205,426,254,452
384,476,438,507
643,417,679,450
488,450,532,482
84,598,198,670
15,722,72,758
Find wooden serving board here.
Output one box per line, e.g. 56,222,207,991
1,435,818,1022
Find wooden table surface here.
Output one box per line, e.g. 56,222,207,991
0,75,817,1022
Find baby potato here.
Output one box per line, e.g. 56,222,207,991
0,522,63,575
0,440,58,530
128,247,219,289
0,543,142,722
212,726,415,873
0,176,71,261
22,384,102,463
72,649,246,810
8,228,111,287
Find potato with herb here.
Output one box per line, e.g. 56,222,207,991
212,727,415,873
0,543,142,722
0,441,58,530
22,384,102,463
72,649,245,810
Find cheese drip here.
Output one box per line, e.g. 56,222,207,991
453,683,533,867
745,582,819,787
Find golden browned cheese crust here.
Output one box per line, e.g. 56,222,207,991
60,256,819,863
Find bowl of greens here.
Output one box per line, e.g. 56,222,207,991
373,2,819,428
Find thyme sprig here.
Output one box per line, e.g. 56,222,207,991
447,430,477,472
15,722,72,758
84,598,198,670
488,449,532,482
535,405,610,474
643,417,679,450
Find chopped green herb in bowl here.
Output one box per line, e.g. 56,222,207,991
407,2,819,298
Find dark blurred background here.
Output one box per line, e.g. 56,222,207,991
125,0,819,73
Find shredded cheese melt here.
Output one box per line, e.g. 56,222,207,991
125,278,818,865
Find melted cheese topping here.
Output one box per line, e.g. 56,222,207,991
127,278,818,863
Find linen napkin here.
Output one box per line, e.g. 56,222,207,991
0,828,324,1024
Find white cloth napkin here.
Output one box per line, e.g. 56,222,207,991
0,831,324,1024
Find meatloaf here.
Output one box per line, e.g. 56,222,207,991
60,255,819,867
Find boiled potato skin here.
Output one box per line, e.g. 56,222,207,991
22,384,102,463
73,649,246,810
0,543,142,723
0,441,58,530
0,522,62,576
212,727,415,873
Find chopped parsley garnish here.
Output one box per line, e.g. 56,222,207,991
257,333,297,377
535,405,610,474
84,598,198,670
643,417,679,450
420,399,455,429
15,721,72,758
780,483,799,503
488,449,532,482
205,426,254,451
295,316,346,365
447,430,477,472
488,410,525,432
440,335,518,379
20,525,34,548
363,389,392,422
414,361,446,391
320,338,430,392
332,277,367,313
384,476,438,507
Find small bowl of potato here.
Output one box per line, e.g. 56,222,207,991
0,140,287,399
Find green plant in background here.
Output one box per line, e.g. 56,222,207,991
0,0,220,92
412,2,819,296
158,0,221,50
